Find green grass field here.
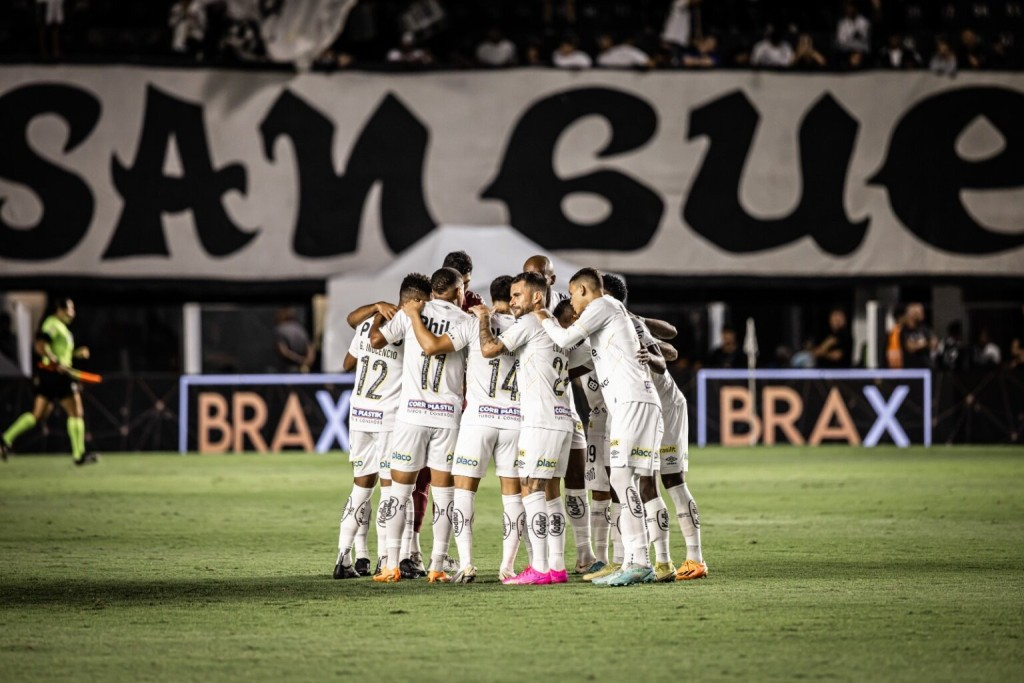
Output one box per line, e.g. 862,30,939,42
1,447,1022,682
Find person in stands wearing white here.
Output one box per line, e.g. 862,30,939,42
553,36,592,68
476,28,516,66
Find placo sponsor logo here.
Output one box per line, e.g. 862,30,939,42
391,452,413,462
456,455,479,467
629,446,654,459
535,458,558,469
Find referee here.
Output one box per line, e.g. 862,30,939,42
1,297,98,465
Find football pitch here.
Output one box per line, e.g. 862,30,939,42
1,447,1022,682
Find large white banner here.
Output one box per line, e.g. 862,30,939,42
1,66,1022,283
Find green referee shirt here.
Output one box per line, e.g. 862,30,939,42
40,315,74,367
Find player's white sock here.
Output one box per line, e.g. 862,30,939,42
590,498,611,564
501,494,525,572
644,496,672,564
354,497,371,561
666,483,703,563
564,489,594,565
609,502,624,563
375,485,389,565
546,497,567,573
452,488,476,567
413,531,422,556
522,491,549,573
610,467,649,567
429,486,454,572
336,485,373,566
383,482,413,570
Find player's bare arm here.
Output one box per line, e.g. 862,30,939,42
643,317,677,340
471,306,507,358
403,299,457,356
368,313,389,349
73,347,90,360
346,301,398,328
342,352,357,372
34,336,65,372
645,344,668,375
658,341,679,362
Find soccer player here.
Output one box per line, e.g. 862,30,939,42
555,301,613,577
1,297,98,466
603,274,706,581
523,256,599,573
402,275,523,583
442,251,484,311
370,267,472,583
476,272,590,585
535,268,663,586
332,273,431,579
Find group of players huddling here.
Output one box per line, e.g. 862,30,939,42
333,252,706,586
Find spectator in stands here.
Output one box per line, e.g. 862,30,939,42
930,36,958,76
476,28,516,66
900,302,936,369
707,326,742,368
989,32,1020,69
750,26,794,68
972,328,1002,368
523,42,544,66
170,1,208,60
37,0,65,59
835,2,872,62
878,33,922,68
387,32,433,66
814,307,854,368
596,34,653,68
886,303,906,369
791,339,817,368
682,35,720,68
274,308,315,373
959,28,988,69
936,321,968,370
662,0,697,63
791,33,828,69
552,35,592,68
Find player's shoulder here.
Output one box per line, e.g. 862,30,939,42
427,300,471,320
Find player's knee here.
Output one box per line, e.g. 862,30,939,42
661,472,684,489
638,476,658,502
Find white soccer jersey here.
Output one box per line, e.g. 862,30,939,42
347,316,404,432
652,367,686,417
380,300,471,428
449,312,521,429
540,295,658,407
498,313,588,432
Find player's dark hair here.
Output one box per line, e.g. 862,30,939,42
490,275,514,304
442,251,473,276
511,271,549,296
553,298,575,322
721,325,736,335
431,267,463,295
569,267,603,293
51,296,73,312
399,273,431,302
602,273,627,304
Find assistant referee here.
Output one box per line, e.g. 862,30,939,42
1,297,98,465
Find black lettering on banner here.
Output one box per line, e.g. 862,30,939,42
0,84,99,260
869,86,1024,254
482,87,662,250
684,90,868,255
260,90,436,255
105,86,255,259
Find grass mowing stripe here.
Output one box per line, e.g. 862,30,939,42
0,447,1021,682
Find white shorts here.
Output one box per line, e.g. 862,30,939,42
585,420,610,492
388,420,458,473
518,426,572,480
452,425,520,479
659,398,689,475
349,430,392,478
609,401,663,475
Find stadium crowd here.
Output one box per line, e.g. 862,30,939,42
2,0,1021,72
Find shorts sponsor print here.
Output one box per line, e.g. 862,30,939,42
517,426,572,480
389,420,459,473
608,401,664,475
452,425,520,479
